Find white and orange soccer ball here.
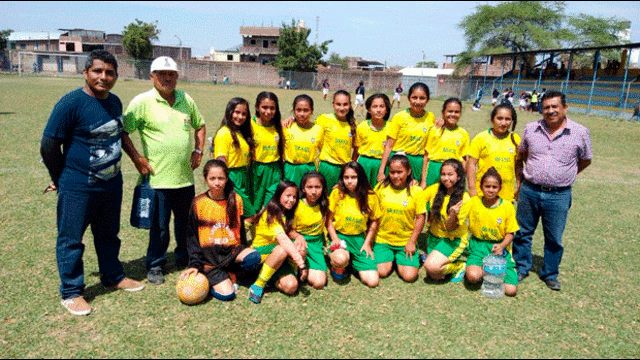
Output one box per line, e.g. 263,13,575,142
176,273,209,305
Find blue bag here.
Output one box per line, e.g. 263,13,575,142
130,176,156,229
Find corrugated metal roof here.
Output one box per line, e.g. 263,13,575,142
8,31,64,41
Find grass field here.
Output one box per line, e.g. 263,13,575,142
0,74,639,358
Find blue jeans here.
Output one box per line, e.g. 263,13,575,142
513,181,572,281
56,188,125,300
147,186,195,271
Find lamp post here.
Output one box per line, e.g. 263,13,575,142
174,35,182,60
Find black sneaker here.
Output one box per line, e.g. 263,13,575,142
544,279,561,291
147,269,165,285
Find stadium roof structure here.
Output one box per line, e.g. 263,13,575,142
444,42,640,61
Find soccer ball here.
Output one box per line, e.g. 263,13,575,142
176,273,209,305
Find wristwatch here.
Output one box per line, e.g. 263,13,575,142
193,148,203,155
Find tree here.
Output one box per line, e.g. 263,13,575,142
122,19,160,78
416,61,438,68
274,19,332,72
568,14,630,67
327,52,349,70
456,1,572,72
0,29,13,51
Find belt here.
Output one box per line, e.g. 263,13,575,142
524,179,571,192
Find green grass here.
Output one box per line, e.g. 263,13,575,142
1,74,639,358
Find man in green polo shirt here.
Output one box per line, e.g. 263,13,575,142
122,56,206,284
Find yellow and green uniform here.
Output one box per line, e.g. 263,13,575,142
468,130,520,201
283,122,324,186
386,109,436,182
373,184,426,267
316,113,354,190
123,88,205,189
425,125,470,187
355,120,388,187
213,126,255,216
292,199,327,271
328,188,382,271
467,196,520,285
422,184,472,260
251,212,295,279
250,117,283,211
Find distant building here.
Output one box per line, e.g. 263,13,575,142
343,56,385,71
239,26,281,64
195,47,240,63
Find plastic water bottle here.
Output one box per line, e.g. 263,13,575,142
481,249,508,299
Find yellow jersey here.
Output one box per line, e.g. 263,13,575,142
251,211,286,248
251,116,280,163
468,196,519,242
387,109,435,155
283,122,324,164
329,188,382,235
355,120,388,159
422,184,472,239
292,199,325,236
374,184,427,247
468,130,520,201
316,113,354,164
426,125,470,162
213,126,250,168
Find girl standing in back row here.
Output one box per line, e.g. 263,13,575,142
355,93,391,187
377,82,436,185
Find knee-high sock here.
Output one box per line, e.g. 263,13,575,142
254,263,277,288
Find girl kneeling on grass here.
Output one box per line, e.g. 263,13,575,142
422,158,472,282
374,154,427,282
327,162,382,288
180,160,262,302
248,180,307,304
465,167,519,296
290,171,331,289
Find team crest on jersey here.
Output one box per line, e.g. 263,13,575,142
422,127,427,133
348,132,352,137
275,135,279,141
311,138,315,144
402,200,408,207
382,140,387,146
456,140,460,146
207,223,236,246
497,218,503,225
509,148,514,154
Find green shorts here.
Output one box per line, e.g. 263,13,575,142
425,160,443,188
303,234,327,271
373,242,420,268
466,237,518,286
229,167,256,217
328,232,377,272
426,233,467,262
390,151,423,183
319,160,344,191
357,155,382,188
253,244,296,282
283,162,316,188
251,161,282,212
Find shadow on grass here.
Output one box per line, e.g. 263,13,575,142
0,112,15,115
84,252,186,302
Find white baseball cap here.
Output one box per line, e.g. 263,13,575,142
150,56,179,73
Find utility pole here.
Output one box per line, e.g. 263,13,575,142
315,16,319,45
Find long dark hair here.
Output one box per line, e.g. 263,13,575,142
256,180,299,233
255,91,285,162
333,90,357,139
337,161,373,217
490,102,518,148
215,97,255,161
380,154,414,196
429,159,466,223
299,171,329,220
202,159,239,230
365,93,391,121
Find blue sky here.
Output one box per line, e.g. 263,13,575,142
2,1,639,67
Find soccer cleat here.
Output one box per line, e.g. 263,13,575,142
330,267,347,281
61,296,91,316
450,263,466,283
248,284,264,304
